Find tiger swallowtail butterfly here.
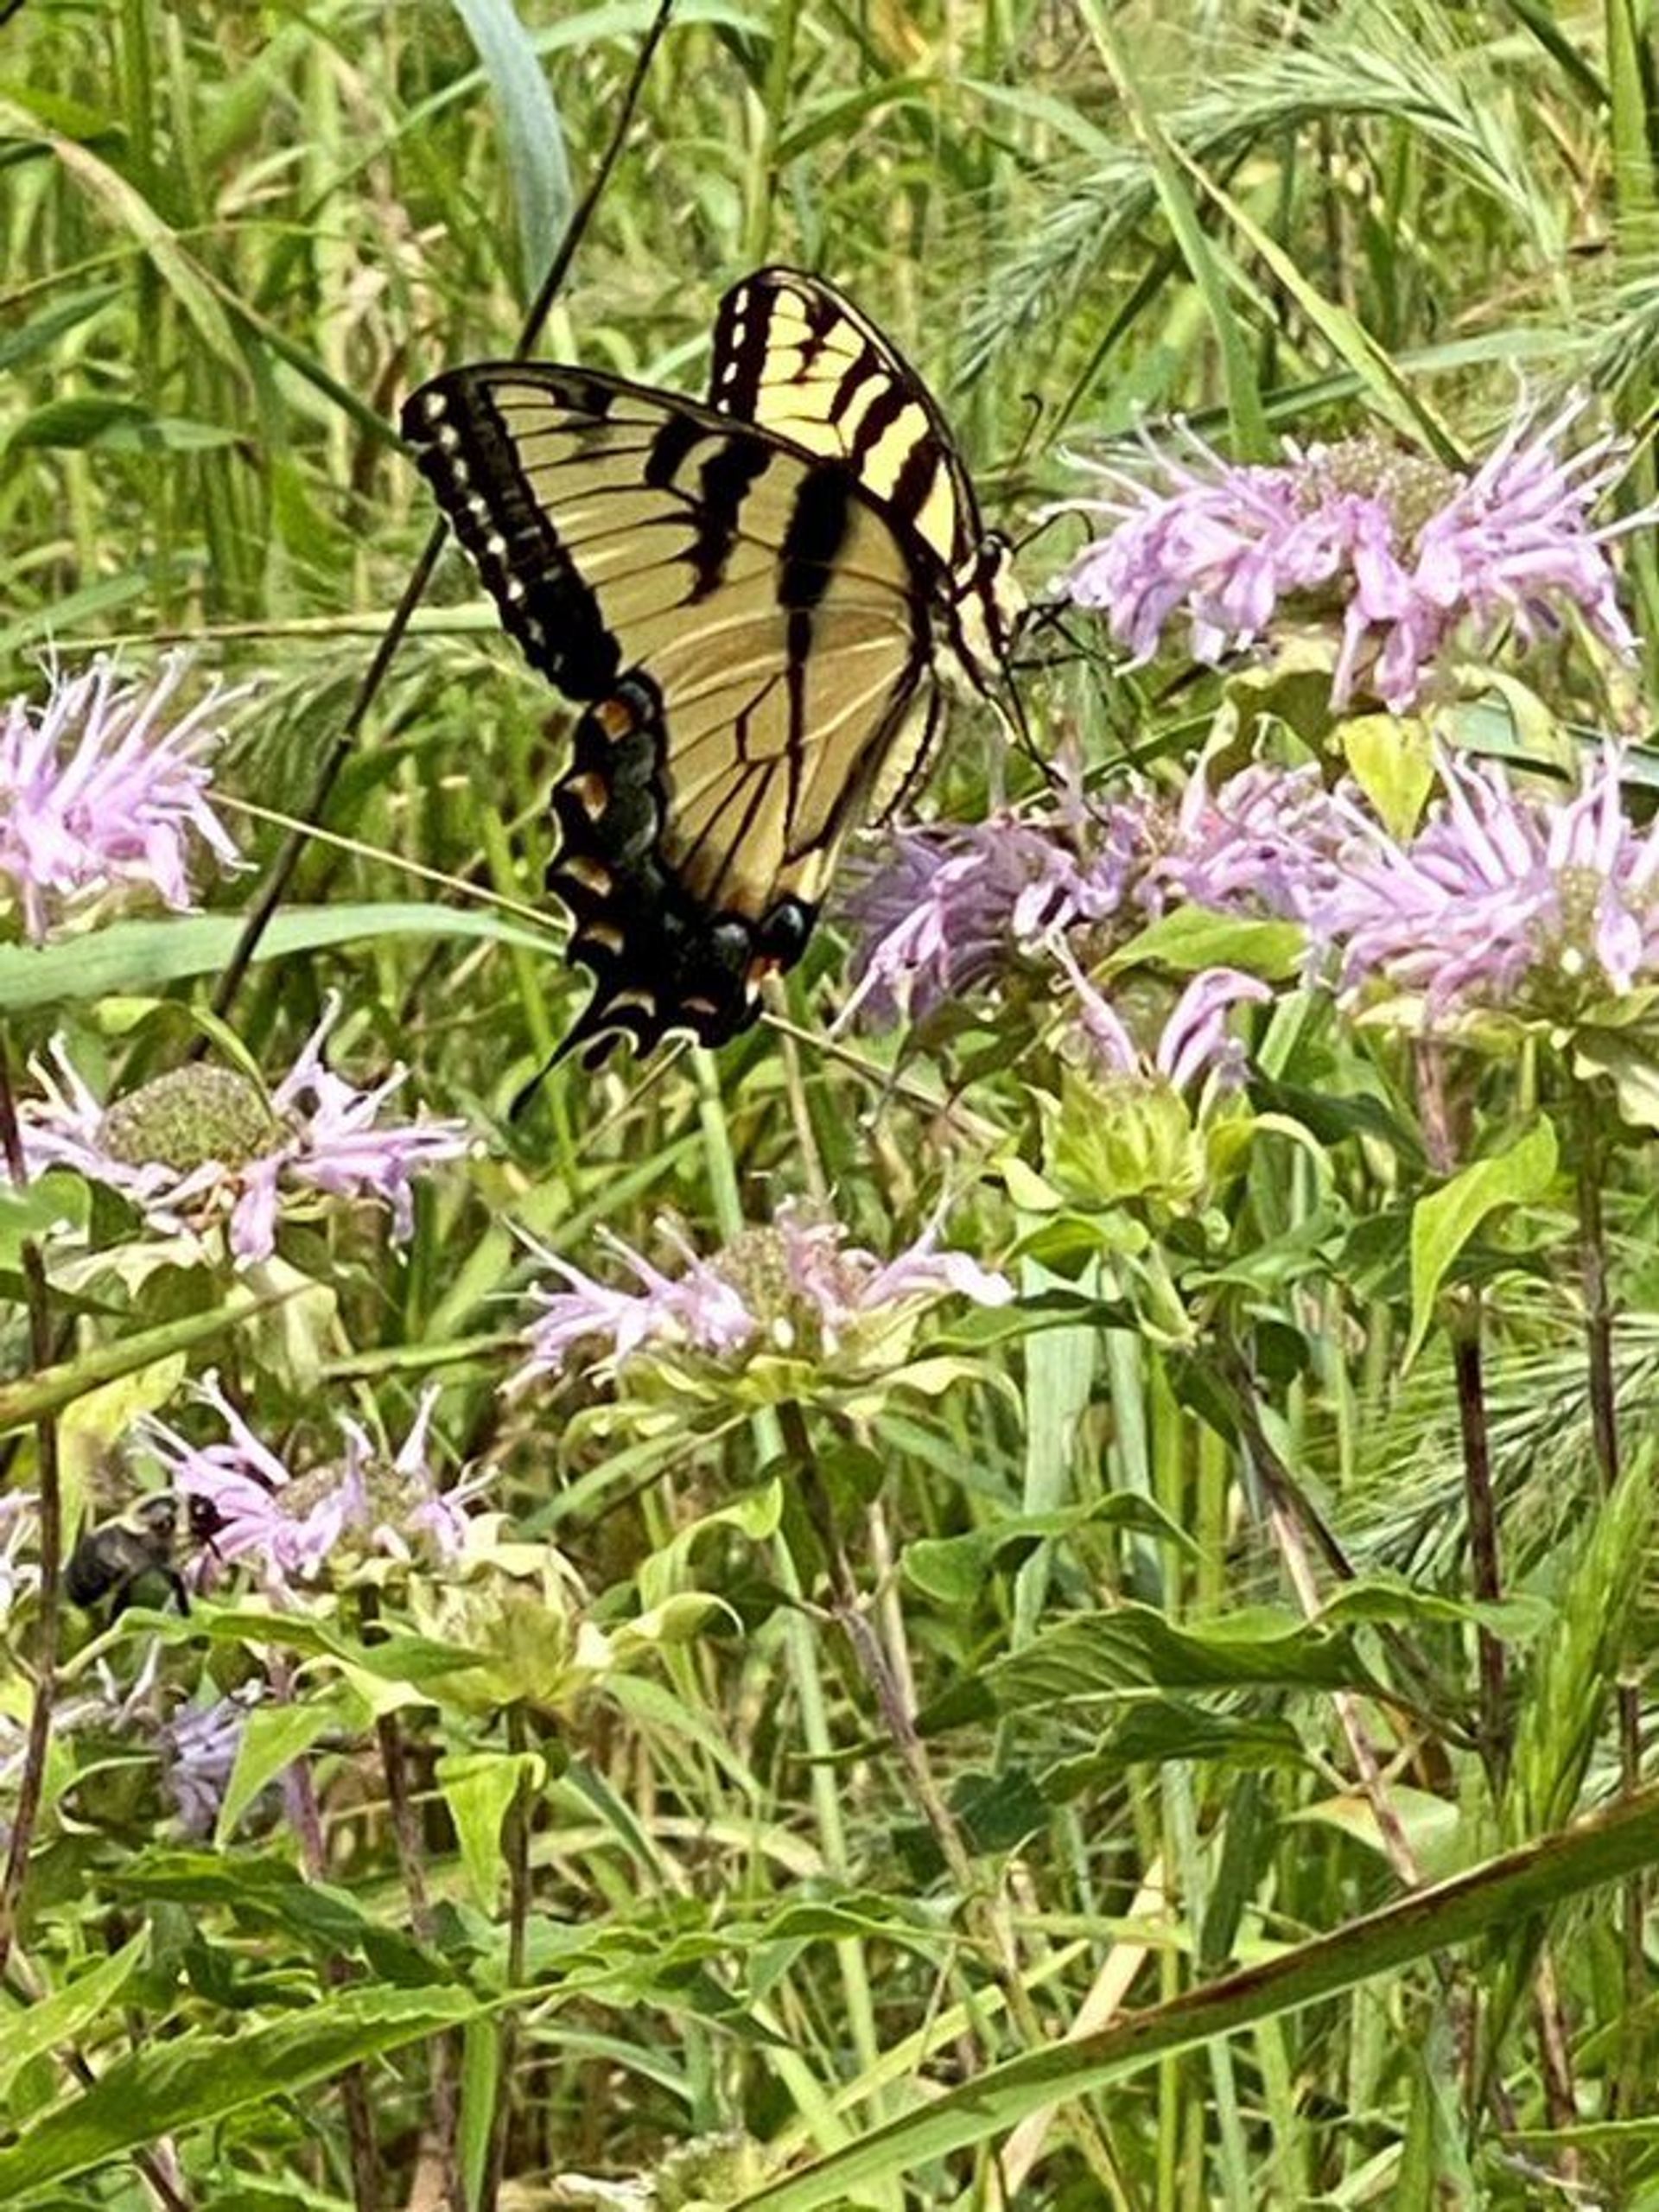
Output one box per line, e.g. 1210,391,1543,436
402,266,1024,1064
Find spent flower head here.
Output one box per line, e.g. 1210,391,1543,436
1058,397,1643,711
143,1376,478,1592
20,995,470,1264
510,1203,1011,1392
0,652,242,942
1316,743,1659,1022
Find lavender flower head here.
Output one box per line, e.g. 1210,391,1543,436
842,757,1351,1033
143,1376,476,1591
1058,397,1643,712
156,1689,260,1837
1318,743,1659,1020
20,995,470,1265
0,652,243,942
510,1204,1011,1391
840,796,1145,1028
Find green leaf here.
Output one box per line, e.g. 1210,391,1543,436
1338,713,1435,839
1044,1701,1307,1793
5,397,239,452
0,1173,88,1268
111,1851,438,1983
902,1499,1192,1611
729,1787,1659,2209
0,1936,146,2108
435,1749,540,1911
0,102,241,371
449,0,572,298
215,1700,344,1841
0,1985,479,2199
0,902,555,1012
1405,1118,1558,1367
1103,906,1306,982
924,1603,1386,1732
0,281,120,374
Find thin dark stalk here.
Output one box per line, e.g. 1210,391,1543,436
277,1667,380,2212
361,1592,463,2212
481,1703,534,2212
1416,1050,1580,2153
1573,1102,1643,2116
1450,1319,1509,1780
1415,1045,1510,1783
0,1032,63,1986
208,0,678,1028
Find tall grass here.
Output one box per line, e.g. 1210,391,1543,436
3,1,1659,2207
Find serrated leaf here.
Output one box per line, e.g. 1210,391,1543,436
0,1984,478,2198
0,1936,146,2108
926,1603,1386,1732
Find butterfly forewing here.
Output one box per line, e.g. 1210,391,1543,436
709,266,982,574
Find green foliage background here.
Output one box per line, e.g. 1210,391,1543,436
5,1,1659,2207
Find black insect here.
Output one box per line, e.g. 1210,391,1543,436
66,1495,199,1618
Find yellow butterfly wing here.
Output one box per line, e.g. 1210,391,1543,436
709,265,987,572
402,364,943,1058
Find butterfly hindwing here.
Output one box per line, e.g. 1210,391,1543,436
403,363,937,1053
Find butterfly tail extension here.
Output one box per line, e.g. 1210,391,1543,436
549,675,818,1063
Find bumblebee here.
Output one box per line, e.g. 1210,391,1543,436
66,1495,194,1618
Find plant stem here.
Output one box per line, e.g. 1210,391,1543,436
276,1663,380,2212
774,1398,1134,2208
0,1030,63,1986
361,1591,463,2212
1573,1096,1643,2114
481,1705,535,2212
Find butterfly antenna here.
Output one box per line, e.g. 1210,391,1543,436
207,0,679,1033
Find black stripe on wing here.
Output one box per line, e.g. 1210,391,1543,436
402,367,628,698
708,265,982,571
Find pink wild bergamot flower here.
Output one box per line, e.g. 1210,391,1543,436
1058,397,1643,711
20,995,469,1264
1316,743,1659,1020
143,1377,477,1592
509,1204,1011,1389
0,652,243,941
